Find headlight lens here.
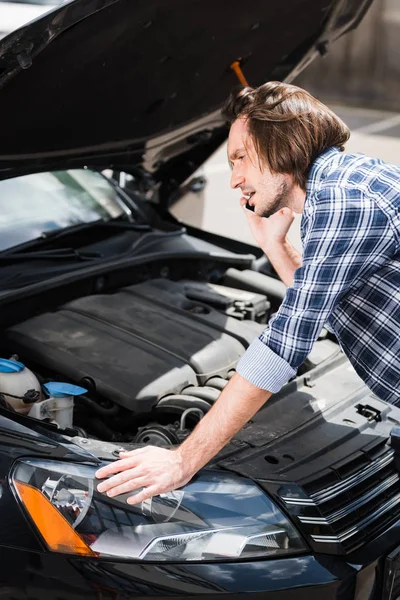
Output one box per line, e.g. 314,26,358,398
11,459,305,561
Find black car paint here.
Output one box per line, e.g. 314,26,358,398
0,210,398,598
0,0,394,598
0,411,394,599
0,0,373,191
0,547,386,599
0,387,399,598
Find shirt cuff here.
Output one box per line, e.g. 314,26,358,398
236,337,297,393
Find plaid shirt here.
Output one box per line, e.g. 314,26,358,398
237,147,400,404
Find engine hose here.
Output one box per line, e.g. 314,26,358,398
205,377,228,391
78,394,119,416
181,386,220,403
180,408,204,431
0,389,41,404
156,395,211,414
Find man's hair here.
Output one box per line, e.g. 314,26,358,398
222,81,350,190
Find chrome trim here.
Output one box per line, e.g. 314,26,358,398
311,451,395,504
282,498,316,506
311,491,400,544
282,450,395,506
298,473,400,525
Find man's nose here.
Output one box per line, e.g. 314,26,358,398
230,168,244,190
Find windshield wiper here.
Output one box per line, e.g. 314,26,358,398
41,219,152,241
1,218,152,256
0,248,103,263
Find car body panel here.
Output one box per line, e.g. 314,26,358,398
0,0,373,186
1,0,396,597
0,546,367,599
0,402,397,599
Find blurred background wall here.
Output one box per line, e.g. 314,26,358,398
295,0,400,110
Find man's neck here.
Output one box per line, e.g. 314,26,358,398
289,183,306,214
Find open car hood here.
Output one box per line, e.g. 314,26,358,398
0,0,372,190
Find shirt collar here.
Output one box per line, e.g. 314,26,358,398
306,147,342,199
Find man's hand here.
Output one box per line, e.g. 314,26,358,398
241,200,301,287
240,199,295,252
95,374,271,505
95,446,192,504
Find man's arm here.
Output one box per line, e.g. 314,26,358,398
96,188,386,503
263,238,302,287
95,207,301,502
96,374,271,504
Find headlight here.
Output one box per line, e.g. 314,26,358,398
11,459,305,561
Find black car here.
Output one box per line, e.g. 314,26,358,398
0,0,399,598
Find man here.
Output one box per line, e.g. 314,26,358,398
96,81,400,503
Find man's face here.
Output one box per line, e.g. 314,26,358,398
228,117,292,218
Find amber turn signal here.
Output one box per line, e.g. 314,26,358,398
14,480,95,556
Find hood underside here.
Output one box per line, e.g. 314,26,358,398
0,0,372,183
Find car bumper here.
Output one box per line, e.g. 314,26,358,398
0,546,392,600
3,512,400,599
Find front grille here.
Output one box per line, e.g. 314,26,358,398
280,440,400,554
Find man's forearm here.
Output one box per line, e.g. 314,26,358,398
96,374,273,502
263,240,302,287
176,373,272,475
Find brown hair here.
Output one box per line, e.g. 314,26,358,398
222,81,350,190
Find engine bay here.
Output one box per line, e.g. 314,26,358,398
0,265,342,449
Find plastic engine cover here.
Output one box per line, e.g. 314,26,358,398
6,279,265,412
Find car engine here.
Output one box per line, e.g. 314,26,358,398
2,270,341,446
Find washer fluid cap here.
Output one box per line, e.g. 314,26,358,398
43,382,88,398
0,358,25,373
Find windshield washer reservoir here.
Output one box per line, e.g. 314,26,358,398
28,382,87,429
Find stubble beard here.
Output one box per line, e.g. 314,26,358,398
258,180,291,218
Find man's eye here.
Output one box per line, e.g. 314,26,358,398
229,155,245,170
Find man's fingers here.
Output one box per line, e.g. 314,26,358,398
96,465,143,491
103,476,149,498
281,207,295,221
118,449,146,458
97,466,145,493
95,460,135,480
95,446,190,506
95,450,146,480
127,485,160,505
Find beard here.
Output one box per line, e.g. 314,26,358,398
257,180,291,218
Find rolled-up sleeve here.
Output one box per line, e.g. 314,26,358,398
236,186,393,392
236,337,296,392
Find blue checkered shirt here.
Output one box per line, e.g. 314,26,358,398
237,147,400,404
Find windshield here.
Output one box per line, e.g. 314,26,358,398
0,169,126,251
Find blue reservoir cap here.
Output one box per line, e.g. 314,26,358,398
43,382,88,398
0,358,25,373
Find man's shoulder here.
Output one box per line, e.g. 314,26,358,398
303,149,400,242
321,151,400,194
307,150,400,210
